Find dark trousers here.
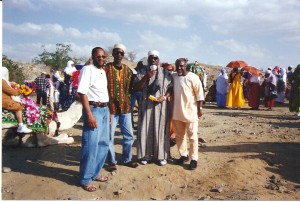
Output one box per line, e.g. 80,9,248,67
37,92,48,105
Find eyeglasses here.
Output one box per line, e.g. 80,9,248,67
95,55,106,59
114,51,124,56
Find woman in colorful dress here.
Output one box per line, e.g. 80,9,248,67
248,73,261,110
226,68,245,109
215,67,228,108
264,69,277,110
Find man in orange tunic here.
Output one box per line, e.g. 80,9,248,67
2,67,32,133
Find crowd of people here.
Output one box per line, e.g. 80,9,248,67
2,43,299,193
215,65,300,114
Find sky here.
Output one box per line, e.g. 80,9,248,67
2,0,300,70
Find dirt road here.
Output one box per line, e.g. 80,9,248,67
1,101,300,200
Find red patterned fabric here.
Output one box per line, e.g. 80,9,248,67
105,63,133,114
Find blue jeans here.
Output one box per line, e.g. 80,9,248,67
131,91,142,127
79,106,109,185
130,91,142,113
107,113,134,164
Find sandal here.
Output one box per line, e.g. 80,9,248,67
109,163,117,171
82,184,97,192
94,175,108,182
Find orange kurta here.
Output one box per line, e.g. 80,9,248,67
2,79,23,111
226,72,245,108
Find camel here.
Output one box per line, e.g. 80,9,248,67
187,61,208,91
2,101,82,148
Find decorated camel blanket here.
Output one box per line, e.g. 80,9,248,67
2,98,50,132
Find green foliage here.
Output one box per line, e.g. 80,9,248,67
2,55,25,84
32,43,77,71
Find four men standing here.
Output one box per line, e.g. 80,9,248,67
76,45,204,191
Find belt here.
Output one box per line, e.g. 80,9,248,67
89,101,108,108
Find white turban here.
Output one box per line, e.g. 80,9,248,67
148,50,159,57
64,60,76,75
139,57,148,66
265,69,271,74
67,60,74,67
2,66,9,81
113,43,126,52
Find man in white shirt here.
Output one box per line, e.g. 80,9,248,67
172,58,204,170
77,47,110,192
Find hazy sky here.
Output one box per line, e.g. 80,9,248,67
2,0,300,69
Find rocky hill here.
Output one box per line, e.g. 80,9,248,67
14,59,221,88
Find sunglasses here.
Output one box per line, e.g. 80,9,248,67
95,55,107,59
114,51,124,56
149,56,158,60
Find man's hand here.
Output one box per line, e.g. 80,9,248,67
147,70,156,78
156,96,165,103
198,109,203,118
87,113,97,128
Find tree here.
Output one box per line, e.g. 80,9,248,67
2,55,25,84
105,46,114,56
127,51,136,61
32,43,77,71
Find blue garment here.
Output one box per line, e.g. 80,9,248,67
79,106,109,185
107,113,134,164
130,91,142,113
216,92,227,107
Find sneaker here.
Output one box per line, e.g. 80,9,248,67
297,112,300,117
17,125,32,133
140,160,148,165
159,159,167,166
176,156,189,165
188,160,197,170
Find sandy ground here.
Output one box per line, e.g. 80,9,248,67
1,100,300,200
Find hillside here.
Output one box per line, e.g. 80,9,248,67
14,59,221,89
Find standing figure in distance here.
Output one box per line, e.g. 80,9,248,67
264,69,277,111
226,68,245,109
248,73,261,110
215,67,228,108
45,74,55,111
289,64,300,116
34,71,50,106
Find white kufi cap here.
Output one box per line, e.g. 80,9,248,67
113,43,126,52
265,69,271,74
148,50,159,57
